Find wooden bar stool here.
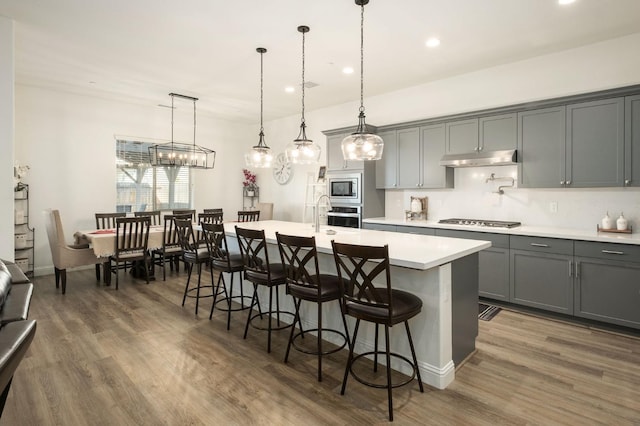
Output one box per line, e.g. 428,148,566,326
201,222,252,329
331,241,424,422
276,232,349,382
235,226,294,353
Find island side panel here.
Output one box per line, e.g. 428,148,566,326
450,253,479,366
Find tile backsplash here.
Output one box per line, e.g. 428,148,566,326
385,165,640,231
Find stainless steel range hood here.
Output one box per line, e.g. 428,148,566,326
439,149,517,168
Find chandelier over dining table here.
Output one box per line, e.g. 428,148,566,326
148,93,216,169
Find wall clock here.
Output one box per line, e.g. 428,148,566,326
273,153,293,185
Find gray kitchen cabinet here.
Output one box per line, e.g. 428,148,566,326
327,133,363,171
375,130,398,188
574,241,640,329
566,97,624,187
436,229,510,302
421,123,453,188
445,118,478,154
362,222,397,232
397,127,421,188
518,106,566,188
479,113,517,152
624,94,640,187
510,236,574,314
396,225,435,235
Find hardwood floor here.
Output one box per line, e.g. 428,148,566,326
4,268,640,425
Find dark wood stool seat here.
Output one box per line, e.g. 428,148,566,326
332,241,424,422
276,233,349,382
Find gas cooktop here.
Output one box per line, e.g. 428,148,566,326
438,218,522,228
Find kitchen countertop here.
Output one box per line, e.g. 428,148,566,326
225,220,490,270
363,217,640,246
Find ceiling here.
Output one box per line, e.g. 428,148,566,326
2,0,640,123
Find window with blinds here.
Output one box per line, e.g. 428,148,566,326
116,139,191,212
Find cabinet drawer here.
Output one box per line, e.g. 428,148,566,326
574,240,640,263
436,229,509,249
510,235,573,255
396,225,435,235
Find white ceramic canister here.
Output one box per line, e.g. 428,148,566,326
601,212,614,229
617,213,628,231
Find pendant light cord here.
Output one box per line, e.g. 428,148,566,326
300,28,306,125
171,94,175,144
359,1,365,114
260,48,264,135
193,98,196,147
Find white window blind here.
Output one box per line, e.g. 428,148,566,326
116,139,191,212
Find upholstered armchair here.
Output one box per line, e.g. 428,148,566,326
44,209,102,294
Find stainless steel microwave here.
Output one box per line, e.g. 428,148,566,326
327,173,361,204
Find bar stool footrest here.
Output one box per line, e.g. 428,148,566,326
249,310,296,332
349,351,419,389
214,295,253,312
185,285,217,299
291,328,347,356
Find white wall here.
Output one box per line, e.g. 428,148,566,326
15,85,251,275
263,32,640,229
0,17,14,260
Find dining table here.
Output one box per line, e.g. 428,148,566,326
74,225,167,283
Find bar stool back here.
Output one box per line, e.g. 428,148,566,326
276,232,349,382
331,241,424,422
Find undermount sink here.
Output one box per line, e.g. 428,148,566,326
319,227,356,235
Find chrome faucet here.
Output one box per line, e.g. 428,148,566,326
315,194,332,232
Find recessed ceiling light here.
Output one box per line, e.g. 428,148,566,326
426,37,441,48
558,0,576,5
342,67,354,74
285,86,295,93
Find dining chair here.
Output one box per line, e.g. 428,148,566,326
201,222,251,329
95,212,126,282
172,209,196,221
45,209,102,294
235,226,298,353
134,210,161,226
151,214,183,281
276,232,349,381
174,218,219,315
198,212,224,225
110,216,151,290
237,210,260,222
203,208,223,215
331,241,424,422
256,202,273,220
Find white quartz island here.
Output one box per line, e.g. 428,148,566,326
224,220,491,389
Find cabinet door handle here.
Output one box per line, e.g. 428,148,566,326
569,261,573,277
566,180,571,185
530,243,550,247
601,250,624,255
625,179,631,185
575,261,580,278
560,181,565,185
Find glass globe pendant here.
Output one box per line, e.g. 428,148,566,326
245,47,273,168
341,0,383,161
285,25,321,165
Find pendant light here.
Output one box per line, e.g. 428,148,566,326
341,0,383,161
245,47,273,168
285,25,321,164
149,93,216,169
